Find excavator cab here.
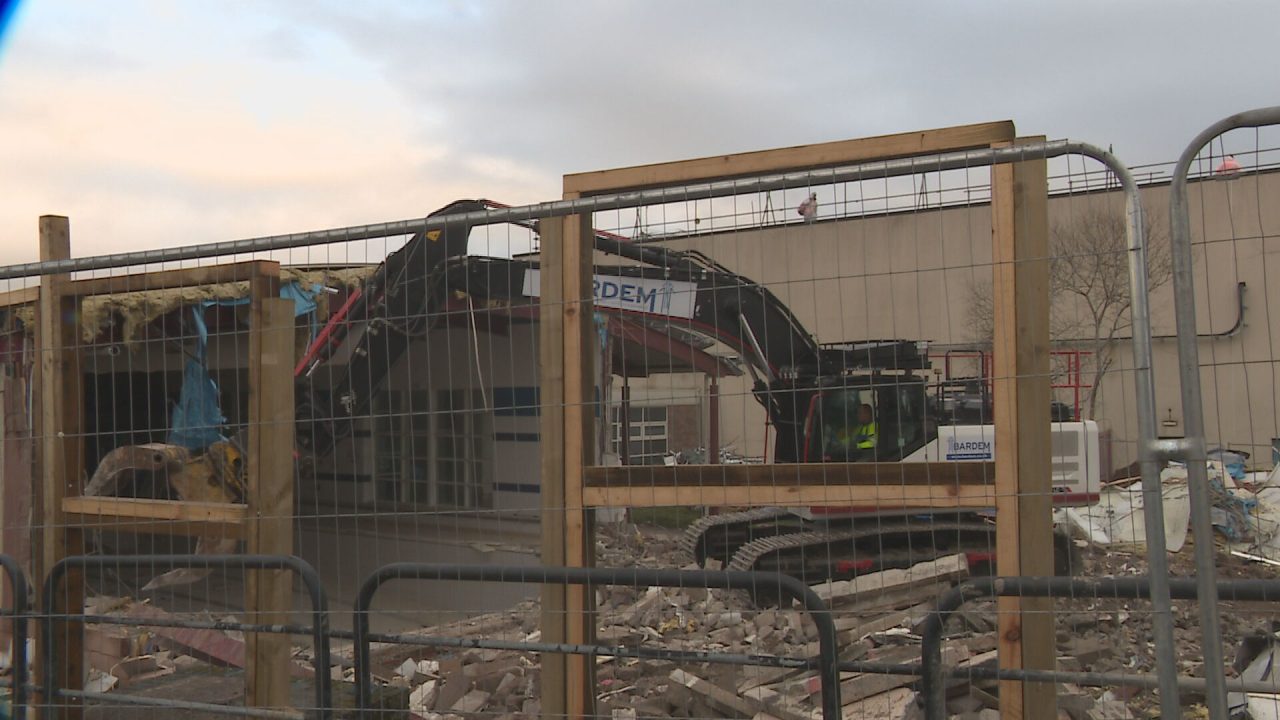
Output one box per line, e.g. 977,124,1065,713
800,375,933,463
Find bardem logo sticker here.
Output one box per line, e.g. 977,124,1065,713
945,437,993,461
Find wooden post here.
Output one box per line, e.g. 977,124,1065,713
561,211,596,719
538,210,599,720
244,273,294,711
537,217,568,720
992,138,1055,720
35,215,86,719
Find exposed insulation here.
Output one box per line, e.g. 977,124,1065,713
11,266,374,343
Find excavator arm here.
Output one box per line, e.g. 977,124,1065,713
294,199,848,462
294,199,483,456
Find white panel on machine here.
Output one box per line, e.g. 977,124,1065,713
903,421,1101,503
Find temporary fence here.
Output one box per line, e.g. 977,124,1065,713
0,554,30,720
1161,106,1280,720
0,114,1276,720
40,554,332,719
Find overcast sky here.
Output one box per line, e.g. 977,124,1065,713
1,0,1277,266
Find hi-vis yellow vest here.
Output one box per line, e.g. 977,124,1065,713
854,422,877,449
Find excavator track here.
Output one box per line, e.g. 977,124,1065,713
725,519,995,577
677,507,796,565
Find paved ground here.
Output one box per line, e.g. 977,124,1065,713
88,511,543,634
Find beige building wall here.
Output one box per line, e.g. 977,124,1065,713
625,170,1280,474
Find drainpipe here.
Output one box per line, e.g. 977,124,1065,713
708,378,720,465
620,380,631,466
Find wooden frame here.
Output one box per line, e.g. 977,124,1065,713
991,137,1055,720
564,120,1015,195
245,294,296,712
543,120,1057,720
61,497,249,539
537,217,569,720
35,216,86,719
30,244,294,717
538,212,598,719
0,286,38,308
583,462,998,507
67,260,276,296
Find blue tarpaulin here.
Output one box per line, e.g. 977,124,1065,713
167,354,227,449
166,282,321,449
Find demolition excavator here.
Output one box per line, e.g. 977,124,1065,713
87,199,1100,591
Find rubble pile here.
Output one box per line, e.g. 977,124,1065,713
1063,459,1280,559
52,498,1280,720
358,536,984,719
353,522,1280,720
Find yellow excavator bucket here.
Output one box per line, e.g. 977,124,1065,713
83,441,246,591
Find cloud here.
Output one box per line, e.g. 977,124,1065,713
289,0,1280,171
0,2,553,265
1,0,1278,269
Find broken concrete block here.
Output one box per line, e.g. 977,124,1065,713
708,626,745,645
86,626,135,673
1063,636,1110,666
451,689,491,714
631,697,671,718
171,654,205,671
125,603,313,678
1087,700,1133,720
956,710,1000,720
493,671,520,698
811,554,968,606
1058,693,1096,720
709,611,744,629
461,648,502,664
397,657,419,682
839,687,915,720
669,668,756,718
434,680,470,712
410,680,439,713
85,669,118,694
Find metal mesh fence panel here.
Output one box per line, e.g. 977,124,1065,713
9,120,1280,720
1163,107,1280,720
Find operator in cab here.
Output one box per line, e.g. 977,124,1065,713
823,401,878,461
851,403,878,459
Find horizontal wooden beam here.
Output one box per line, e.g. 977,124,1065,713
62,497,247,539
66,260,280,297
563,120,1015,196
0,286,38,308
582,482,996,509
585,461,995,487
583,462,996,508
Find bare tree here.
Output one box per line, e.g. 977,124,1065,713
966,203,1171,419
